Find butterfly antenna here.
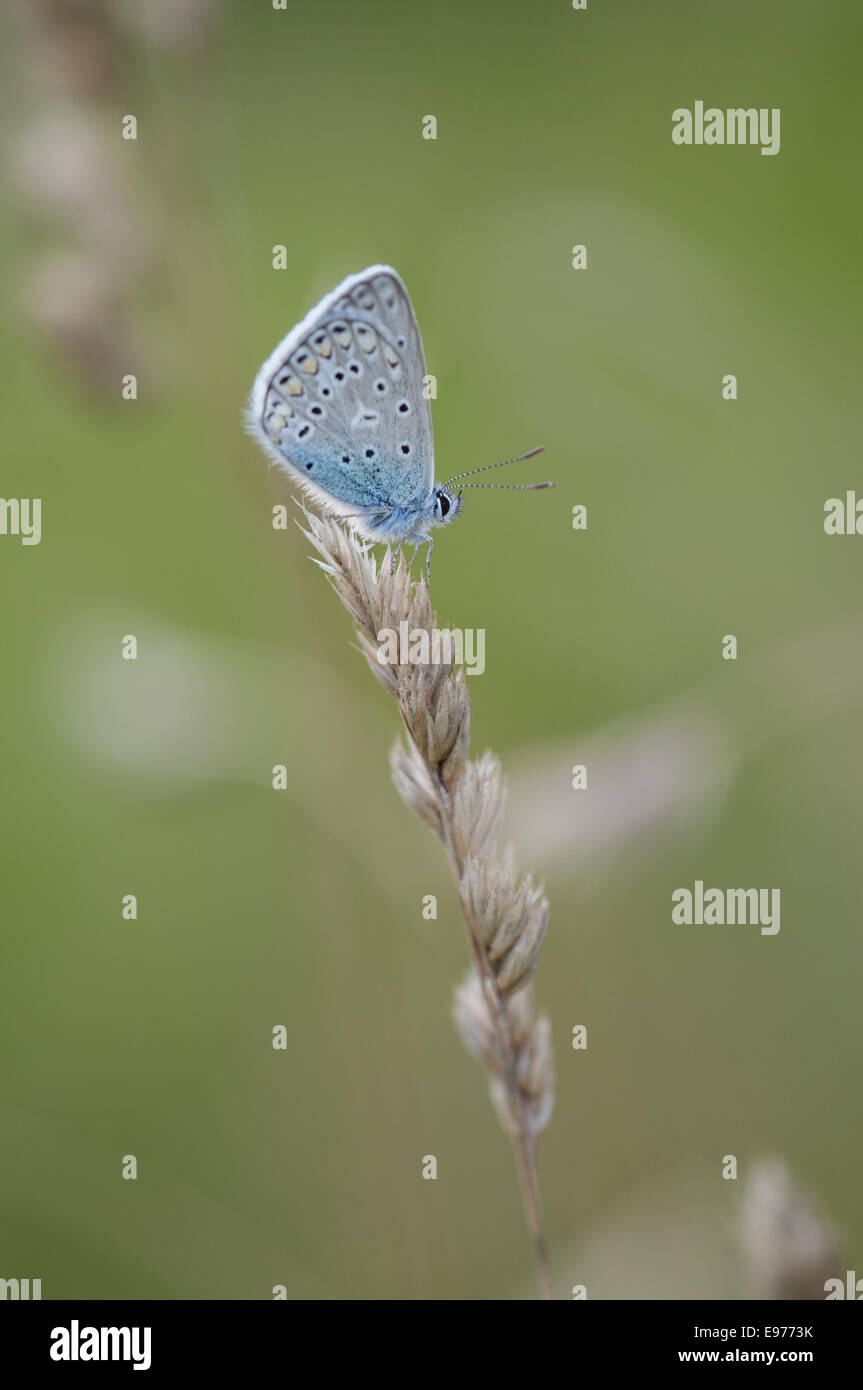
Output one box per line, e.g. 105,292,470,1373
456,480,555,490
444,446,554,489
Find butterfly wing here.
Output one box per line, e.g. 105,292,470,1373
247,266,434,521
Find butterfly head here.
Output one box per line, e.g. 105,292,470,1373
432,486,463,528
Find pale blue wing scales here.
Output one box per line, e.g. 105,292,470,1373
324,269,434,505
249,266,434,518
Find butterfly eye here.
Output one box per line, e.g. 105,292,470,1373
437,491,450,517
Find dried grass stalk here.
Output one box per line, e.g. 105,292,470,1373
741,1157,842,1300
304,511,555,1299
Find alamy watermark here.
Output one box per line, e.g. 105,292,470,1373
672,102,780,157
377,621,486,676
0,497,41,545
825,1270,863,1299
0,1276,41,1299
824,492,863,534
50,1321,151,1371
672,881,780,935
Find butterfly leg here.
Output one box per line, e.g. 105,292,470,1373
414,533,433,588
390,540,404,576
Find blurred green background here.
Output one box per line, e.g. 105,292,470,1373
1,0,861,1299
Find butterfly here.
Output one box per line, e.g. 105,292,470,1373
246,265,553,583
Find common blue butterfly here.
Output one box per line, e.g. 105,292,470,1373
247,265,552,582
